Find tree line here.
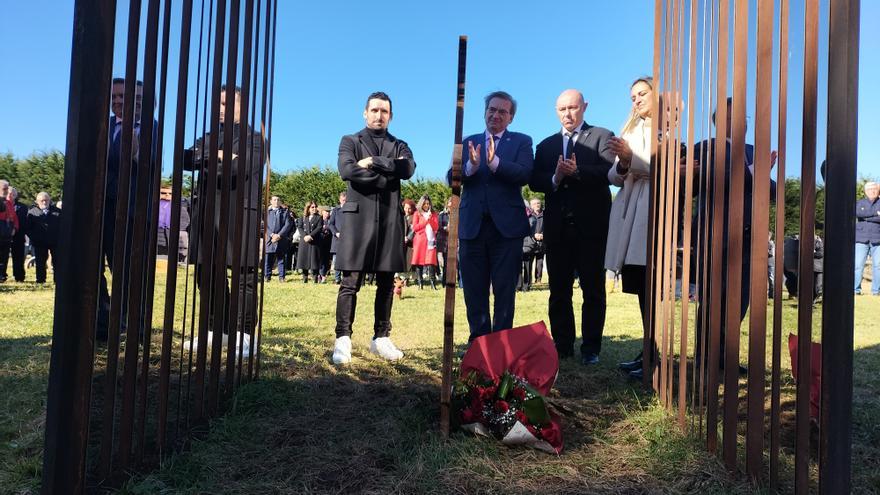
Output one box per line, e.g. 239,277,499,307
1,150,874,238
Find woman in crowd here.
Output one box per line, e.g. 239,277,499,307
402,199,416,281
605,76,655,380
411,194,439,289
318,207,333,283
296,200,323,283
436,197,452,284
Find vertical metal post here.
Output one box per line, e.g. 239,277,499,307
41,1,117,492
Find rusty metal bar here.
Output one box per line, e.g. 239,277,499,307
819,1,859,492
207,0,241,415
721,0,748,470
159,0,194,455
655,0,673,401
225,0,255,400
192,0,227,421
643,0,663,391
769,0,789,487
440,35,467,438
254,0,278,381
99,0,142,476
706,0,730,454
678,0,699,431
745,0,774,480
41,1,117,491
238,0,263,387
795,0,819,490
118,0,163,468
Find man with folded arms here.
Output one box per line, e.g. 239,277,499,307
332,92,416,364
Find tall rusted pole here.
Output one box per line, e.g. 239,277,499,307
42,1,117,492
440,36,467,438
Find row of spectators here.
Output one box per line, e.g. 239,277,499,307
0,180,62,283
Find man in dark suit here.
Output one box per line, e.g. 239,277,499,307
529,89,615,364
333,91,416,364
690,97,776,376
185,85,264,335
327,191,346,284
263,195,291,281
451,91,534,340
27,192,62,284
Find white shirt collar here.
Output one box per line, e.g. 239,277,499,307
561,121,584,137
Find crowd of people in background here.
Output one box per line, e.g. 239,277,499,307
0,180,63,284
260,192,549,291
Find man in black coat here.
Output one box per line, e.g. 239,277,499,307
263,195,291,281
529,89,615,364
184,85,264,334
327,192,346,284
27,192,62,284
332,91,416,364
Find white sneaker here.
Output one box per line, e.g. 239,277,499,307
370,337,404,361
332,336,352,364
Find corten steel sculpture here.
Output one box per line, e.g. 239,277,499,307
647,0,859,492
440,36,468,438
42,0,278,491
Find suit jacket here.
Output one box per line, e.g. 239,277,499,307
449,130,534,240
327,205,344,254
27,205,62,248
529,122,615,243
264,207,291,253
335,128,416,272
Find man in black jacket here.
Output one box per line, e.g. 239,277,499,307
529,89,616,364
27,192,61,284
185,85,264,335
327,192,346,284
263,195,291,281
332,92,416,364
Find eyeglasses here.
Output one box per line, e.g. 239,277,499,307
487,106,510,117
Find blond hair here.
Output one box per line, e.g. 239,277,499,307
621,77,654,136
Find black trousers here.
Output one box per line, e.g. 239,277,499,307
534,254,544,282
0,237,25,281
335,271,395,339
33,245,57,283
545,223,607,357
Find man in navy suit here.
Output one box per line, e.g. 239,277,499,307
451,91,534,340
327,191,346,284
264,195,291,281
529,89,615,364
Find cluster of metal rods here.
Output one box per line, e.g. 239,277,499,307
42,0,278,491
646,0,858,492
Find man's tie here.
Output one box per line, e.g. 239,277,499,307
565,132,577,159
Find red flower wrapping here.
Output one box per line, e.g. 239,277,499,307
461,409,475,424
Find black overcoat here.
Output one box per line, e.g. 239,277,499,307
296,213,323,270
334,128,416,272
184,123,263,267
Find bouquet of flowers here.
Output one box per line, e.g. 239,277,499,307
453,321,563,454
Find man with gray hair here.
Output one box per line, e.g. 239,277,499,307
855,181,880,295
27,192,61,284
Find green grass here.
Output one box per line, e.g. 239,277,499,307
1,273,879,494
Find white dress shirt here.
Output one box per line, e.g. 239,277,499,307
465,130,503,176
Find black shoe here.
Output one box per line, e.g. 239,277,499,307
581,353,600,365
557,348,574,359
618,358,643,372
629,368,644,380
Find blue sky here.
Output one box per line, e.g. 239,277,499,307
0,0,877,181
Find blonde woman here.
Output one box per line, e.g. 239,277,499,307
605,77,654,379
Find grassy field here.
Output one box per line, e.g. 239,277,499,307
1,272,878,494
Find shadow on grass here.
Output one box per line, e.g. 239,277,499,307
122,330,731,494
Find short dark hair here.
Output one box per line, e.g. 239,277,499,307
112,78,144,87
365,91,392,113
484,91,517,117
711,96,734,124
221,84,242,96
